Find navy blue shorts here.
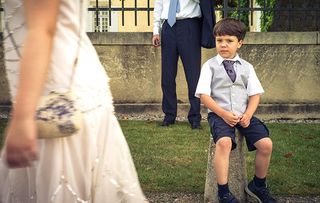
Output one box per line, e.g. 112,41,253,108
207,112,269,151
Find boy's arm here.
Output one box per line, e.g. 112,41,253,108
240,63,264,128
239,94,261,128
200,94,240,127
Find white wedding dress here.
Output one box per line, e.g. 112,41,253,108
0,0,148,202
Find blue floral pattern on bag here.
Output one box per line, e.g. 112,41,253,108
36,91,81,138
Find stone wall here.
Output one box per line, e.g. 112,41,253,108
88,32,320,104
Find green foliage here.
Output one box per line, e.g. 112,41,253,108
215,0,250,31
255,0,276,31
229,0,250,30
215,0,276,31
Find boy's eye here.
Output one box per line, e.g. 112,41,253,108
227,39,233,43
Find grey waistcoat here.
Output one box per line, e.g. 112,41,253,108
209,57,250,116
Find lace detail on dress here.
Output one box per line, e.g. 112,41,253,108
8,187,36,203
4,2,24,62
78,87,114,113
3,22,25,41
50,173,91,203
4,45,23,54
5,2,23,20
4,59,20,63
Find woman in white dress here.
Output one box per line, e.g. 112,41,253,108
0,0,148,202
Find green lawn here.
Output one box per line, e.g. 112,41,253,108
1,119,319,196
119,120,209,193
256,123,320,195
120,120,320,196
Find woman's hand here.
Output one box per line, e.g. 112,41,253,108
4,118,38,168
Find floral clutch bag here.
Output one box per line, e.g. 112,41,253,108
36,91,83,139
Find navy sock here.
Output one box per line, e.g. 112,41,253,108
254,175,266,187
218,183,229,198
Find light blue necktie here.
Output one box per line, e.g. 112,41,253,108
167,0,180,27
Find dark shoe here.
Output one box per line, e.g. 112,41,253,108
245,180,278,203
218,192,240,203
160,120,175,127
191,122,201,130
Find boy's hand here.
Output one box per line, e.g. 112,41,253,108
152,35,161,47
239,113,252,128
221,111,240,127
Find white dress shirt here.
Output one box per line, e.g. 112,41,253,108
196,54,264,99
195,54,264,115
153,0,201,35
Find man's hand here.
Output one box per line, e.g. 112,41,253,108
152,35,161,47
239,113,252,128
221,111,240,127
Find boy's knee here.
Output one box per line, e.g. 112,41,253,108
216,137,232,151
256,138,273,154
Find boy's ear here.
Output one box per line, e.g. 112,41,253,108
237,39,244,48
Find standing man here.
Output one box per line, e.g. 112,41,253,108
152,0,202,129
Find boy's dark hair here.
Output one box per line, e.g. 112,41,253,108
213,18,246,41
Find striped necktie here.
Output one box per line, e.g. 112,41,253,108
222,60,236,82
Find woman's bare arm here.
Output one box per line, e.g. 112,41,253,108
5,0,61,168
12,0,61,119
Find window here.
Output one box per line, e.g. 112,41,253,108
94,11,109,32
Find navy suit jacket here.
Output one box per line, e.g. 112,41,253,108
200,0,216,48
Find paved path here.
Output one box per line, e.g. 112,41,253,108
146,192,320,203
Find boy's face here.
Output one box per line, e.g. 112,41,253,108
215,35,243,59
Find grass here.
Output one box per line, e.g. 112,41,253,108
257,123,320,195
0,119,320,196
121,121,320,196
119,120,209,193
